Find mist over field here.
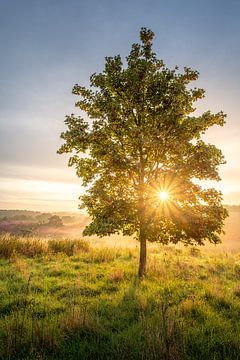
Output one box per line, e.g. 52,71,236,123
0,207,240,359
0,206,239,250
220,207,240,250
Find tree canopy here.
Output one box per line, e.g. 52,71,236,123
58,28,228,276
48,215,63,227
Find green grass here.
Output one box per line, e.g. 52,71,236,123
0,234,239,359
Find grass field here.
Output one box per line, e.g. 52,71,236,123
0,233,240,359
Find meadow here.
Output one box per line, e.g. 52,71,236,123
0,233,239,359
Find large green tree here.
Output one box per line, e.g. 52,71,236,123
58,28,228,276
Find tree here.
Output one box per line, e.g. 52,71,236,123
58,28,228,277
48,215,63,227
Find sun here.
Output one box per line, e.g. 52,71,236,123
158,191,169,201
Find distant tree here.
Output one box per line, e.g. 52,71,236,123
58,28,228,276
48,215,63,227
35,213,52,224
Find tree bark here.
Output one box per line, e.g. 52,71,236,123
138,226,147,277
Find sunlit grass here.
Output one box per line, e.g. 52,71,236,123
0,233,239,359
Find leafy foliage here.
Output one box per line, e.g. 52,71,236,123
58,28,227,248
48,215,63,227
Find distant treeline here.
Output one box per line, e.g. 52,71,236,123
0,209,83,224
0,206,237,224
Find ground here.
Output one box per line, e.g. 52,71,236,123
0,234,239,359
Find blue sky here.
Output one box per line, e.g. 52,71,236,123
0,0,240,211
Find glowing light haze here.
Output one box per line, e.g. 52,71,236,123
0,0,240,211
159,192,169,201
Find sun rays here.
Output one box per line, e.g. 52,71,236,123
158,191,169,201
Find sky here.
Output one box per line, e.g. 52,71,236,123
0,0,240,211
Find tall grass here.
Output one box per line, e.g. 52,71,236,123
48,239,90,255
0,233,48,258
0,233,90,258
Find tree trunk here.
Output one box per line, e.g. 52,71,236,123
138,227,147,277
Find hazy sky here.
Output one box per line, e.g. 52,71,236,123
0,0,240,211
